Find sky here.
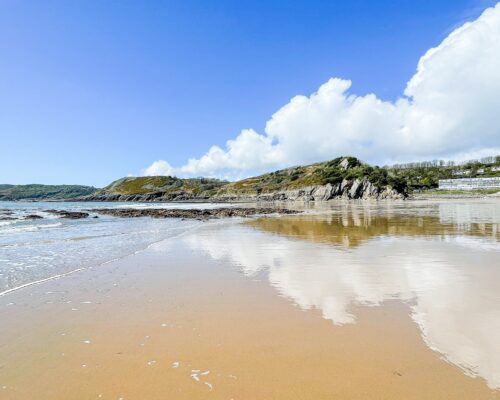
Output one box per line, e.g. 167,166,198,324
1,0,499,186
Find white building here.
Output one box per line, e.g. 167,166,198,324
452,170,471,176
439,177,500,190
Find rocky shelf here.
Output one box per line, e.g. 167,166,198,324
46,209,90,219
87,207,300,220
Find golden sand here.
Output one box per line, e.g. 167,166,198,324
1,202,499,399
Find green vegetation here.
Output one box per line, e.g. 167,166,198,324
99,176,227,197
385,156,500,191
96,157,403,199
101,155,430,200
0,184,97,200
212,155,500,197
217,156,406,196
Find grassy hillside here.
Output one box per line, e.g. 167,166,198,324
98,176,227,197
95,157,406,200
0,184,97,200
216,156,406,196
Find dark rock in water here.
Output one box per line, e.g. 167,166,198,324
88,207,300,220
24,214,43,220
46,209,90,219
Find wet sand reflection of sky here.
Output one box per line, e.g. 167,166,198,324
187,200,500,389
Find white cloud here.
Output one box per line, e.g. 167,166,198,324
143,160,176,176
144,3,500,179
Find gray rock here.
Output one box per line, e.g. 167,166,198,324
339,158,350,170
88,207,300,220
46,210,89,219
349,179,362,198
24,214,43,220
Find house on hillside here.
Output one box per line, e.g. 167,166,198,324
451,170,471,176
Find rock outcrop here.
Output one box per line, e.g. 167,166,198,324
24,214,44,220
211,178,405,202
46,209,90,219
81,192,206,202
88,207,300,220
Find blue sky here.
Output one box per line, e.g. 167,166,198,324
0,0,497,186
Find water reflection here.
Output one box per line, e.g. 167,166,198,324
250,201,499,248
186,200,500,389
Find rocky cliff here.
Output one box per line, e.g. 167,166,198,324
82,157,407,202
211,178,405,202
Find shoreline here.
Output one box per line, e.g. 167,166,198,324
0,216,217,298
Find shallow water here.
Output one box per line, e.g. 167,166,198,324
0,199,499,399
0,201,214,293
245,202,500,389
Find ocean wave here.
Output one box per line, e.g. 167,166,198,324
0,220,18,227
0,222,63,234
0,218,206,295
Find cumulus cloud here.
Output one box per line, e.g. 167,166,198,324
143,160,176,176
144,3,500,179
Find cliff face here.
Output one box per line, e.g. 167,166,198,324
82,157,407,202
211,178,405,202
83,181,404,202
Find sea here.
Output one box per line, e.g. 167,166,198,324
0,201,218,294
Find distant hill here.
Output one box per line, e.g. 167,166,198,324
84,157,407,202
85,176,228,201
0,184,97,201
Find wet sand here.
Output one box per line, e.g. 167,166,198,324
0,200,499,399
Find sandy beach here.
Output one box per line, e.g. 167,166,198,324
0,199,499,399
3,0,500,397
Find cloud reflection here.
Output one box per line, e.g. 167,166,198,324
185,202,500,389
